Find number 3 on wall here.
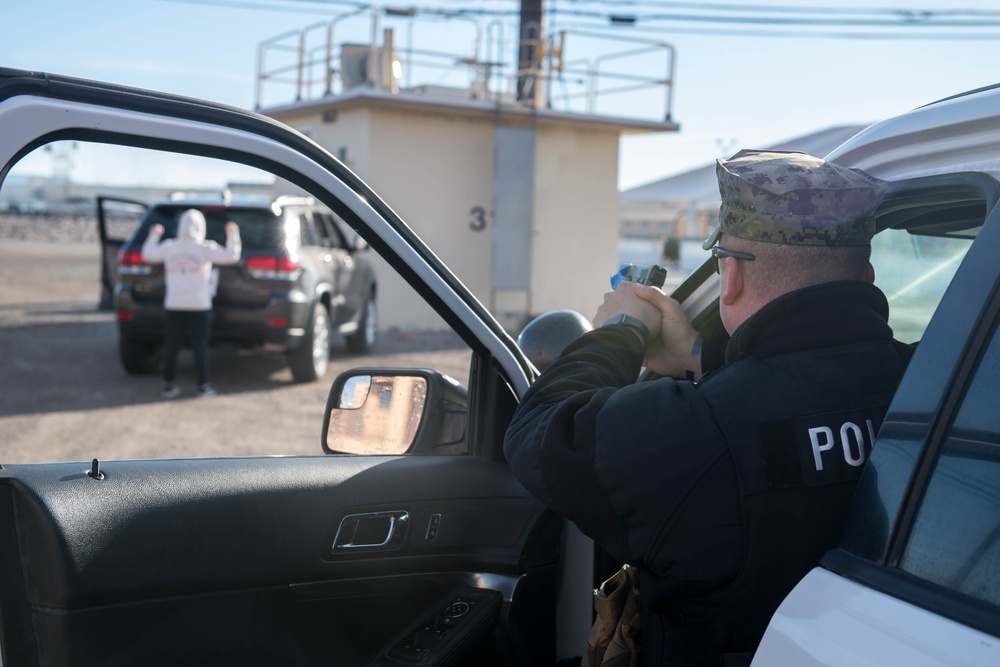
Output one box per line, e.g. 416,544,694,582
469,206,488,232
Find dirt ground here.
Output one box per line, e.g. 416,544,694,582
0,241,472,464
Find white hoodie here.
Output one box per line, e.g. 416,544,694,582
141,209,242,311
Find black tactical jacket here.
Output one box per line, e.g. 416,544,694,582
504,281,913,666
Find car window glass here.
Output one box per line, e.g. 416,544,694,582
308,212,330,247
872,228,973,344
0,140,474,463
298,213,319,246
136,205,286,250
898,316,1000,606
318,213,349,250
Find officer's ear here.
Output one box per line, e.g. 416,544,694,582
865,262,876,284
720,256,744,307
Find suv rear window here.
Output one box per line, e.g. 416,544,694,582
135,205,290,251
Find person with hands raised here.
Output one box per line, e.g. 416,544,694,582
141,209,241,399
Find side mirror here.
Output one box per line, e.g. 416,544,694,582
322,368,468,455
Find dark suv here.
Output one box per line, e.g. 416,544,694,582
104,194,378,382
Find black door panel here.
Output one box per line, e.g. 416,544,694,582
0,456,560,666
96,195,148,310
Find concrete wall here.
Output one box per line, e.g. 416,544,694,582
279,106,495,330
285,109,372,179
531,126,620,322
366,106,496,329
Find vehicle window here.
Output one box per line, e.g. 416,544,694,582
306,212,330,247
297,213,319,247
898,316,1000,606
0,141,474,463
317,212,349,250
872,228,973,344
138,205,287,250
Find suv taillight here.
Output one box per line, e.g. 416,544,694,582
245,256,301,280
118,249,152,275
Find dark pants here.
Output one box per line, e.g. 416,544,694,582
163,309,212,386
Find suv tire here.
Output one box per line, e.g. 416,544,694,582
289,302,330,382
346,292,377,354
119,338,161,375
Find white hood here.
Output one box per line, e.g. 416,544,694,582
177,209,206,242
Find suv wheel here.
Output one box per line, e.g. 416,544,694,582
346,292,377,354
119,338,161,375
289,302,330,382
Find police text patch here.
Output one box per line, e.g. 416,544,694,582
793,406,887,487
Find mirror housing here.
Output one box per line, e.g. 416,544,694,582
517,309,593,372
322,368,468,455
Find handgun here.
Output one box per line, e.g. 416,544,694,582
610,263,667,290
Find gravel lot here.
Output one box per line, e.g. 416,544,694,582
0,214,472,464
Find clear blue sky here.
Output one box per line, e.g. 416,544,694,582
4,0,999,190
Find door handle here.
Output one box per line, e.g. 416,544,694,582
332,510,409,552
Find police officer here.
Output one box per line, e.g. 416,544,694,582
503,150,914,666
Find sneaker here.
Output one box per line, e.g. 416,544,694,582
161,384,181,399
196,384,217,398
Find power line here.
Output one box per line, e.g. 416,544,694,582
548,7,1000,28
162,0,1000,37
556,20,1000,40
557,0,1000,18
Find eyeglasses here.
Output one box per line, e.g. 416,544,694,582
710,246,756,274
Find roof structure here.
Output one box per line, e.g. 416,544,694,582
265,86,679,135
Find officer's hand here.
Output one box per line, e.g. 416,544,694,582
224,222,239,235
150,224,164,236
593,282,663,338
632,284,702,380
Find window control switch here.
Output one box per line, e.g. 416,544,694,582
375,587,502,666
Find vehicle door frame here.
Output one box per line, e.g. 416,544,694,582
0,69,589,663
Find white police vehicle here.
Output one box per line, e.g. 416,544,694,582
0,68,996,665
748,84,1000,666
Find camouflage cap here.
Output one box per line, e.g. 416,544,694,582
702,149,888,249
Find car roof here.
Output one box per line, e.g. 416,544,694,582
826,83,1000,182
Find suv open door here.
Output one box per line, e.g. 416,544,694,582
96,195,147,310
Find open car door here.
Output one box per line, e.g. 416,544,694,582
0,68,568,667
96,195,147,310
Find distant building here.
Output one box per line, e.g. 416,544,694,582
618,125,869,272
